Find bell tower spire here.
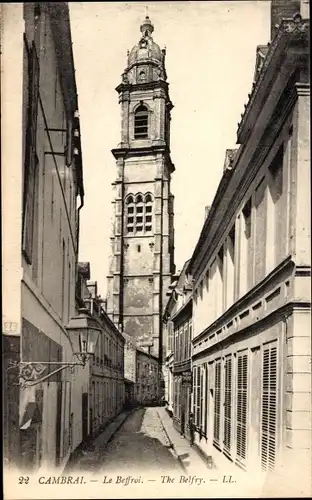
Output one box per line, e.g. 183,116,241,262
106,16,176,361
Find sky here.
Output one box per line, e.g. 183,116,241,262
69,1,271,298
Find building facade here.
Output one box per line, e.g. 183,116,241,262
83,277,125,437
106,15,176,363
136,349,159,405
163,262,193,435
186,6,310,494
2,2,88,471
123,331,159,406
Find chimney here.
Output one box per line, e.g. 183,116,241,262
270,0,300,40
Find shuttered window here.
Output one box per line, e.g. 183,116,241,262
236,352,248,463
261,342,278,472
192,367,196,418
196,366,201,426
188,321,192,358
224,355,232,454
168,321,174,352
174,329,178,360
213,360,221,445
22,41,40,264
184,322,188,360
204,364,208,436
134,105,148,139
200,367,204,430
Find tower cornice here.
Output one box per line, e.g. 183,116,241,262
116,79,170,95
111,145,175,173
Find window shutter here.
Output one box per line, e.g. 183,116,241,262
196,366,201,427
204,364,209,436
261,342,277,472
213,360,221,446
188,321,192,358
236,352,248,463
22,42,40,263
134,105,148,139
184,323,188,360
224,355,232,454
192,367,196,417
200,367,204,430
168,321,173,352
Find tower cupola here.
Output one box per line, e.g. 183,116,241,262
140,15,154,37
123,15,167,84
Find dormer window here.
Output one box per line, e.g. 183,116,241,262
134,105,148,139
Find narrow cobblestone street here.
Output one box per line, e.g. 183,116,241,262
98,407,182,474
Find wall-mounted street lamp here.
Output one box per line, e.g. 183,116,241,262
8,309,101,388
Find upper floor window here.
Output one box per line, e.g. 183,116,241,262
134,104,148,139
126,193,153,234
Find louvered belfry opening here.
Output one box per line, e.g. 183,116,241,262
223,355,232,454
236,352,248,463
213,360,221,445
134,104,148,139
261,342,278,472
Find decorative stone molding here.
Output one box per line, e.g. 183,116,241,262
237,14,309,140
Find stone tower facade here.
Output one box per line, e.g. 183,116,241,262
106,16,175,360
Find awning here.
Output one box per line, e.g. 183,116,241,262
20,402,42,430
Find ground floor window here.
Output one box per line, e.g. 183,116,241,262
213,360,221,446
261,340,278,472
191,331,281,473
236,351,248,463
223,355,232,455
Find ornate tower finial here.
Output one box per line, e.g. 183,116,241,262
140,13,154,38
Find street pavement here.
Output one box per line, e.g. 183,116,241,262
98,407,182,475
66,406,212,476
64,407,268,497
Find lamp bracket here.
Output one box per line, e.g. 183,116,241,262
7,359,87,389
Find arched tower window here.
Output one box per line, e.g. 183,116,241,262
126,195,135,233
125,193,153,234
139,70,146,82
134,105,148,139
144,193,153,232
135,194,144,233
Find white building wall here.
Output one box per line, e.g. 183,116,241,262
1,3,24,337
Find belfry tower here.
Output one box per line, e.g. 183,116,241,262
106,16,175,360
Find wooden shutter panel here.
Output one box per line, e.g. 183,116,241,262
236,352,248,462
261,342,277,471
168,321,173,351
192,367,196,417
22,42,40,263
200,367,204,429
214,360,221,445
204,364,208,435
224,356,232,454
196,366,200,426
